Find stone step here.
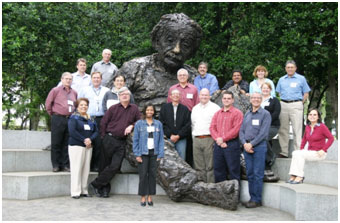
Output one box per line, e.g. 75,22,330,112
2,130,51,150
2,172,165,200
2,149,138,173
240,180,338,221
272,158,338,188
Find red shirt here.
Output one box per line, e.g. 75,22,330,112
45,85,77,116
167,83,199,111
210,106,243,142
300,123,334,152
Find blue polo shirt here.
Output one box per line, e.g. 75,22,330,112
239,107,271,147
276,73,310,101
194,73,219,95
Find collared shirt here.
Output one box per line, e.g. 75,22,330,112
239,107,271,147
57,72,91,94
210,106,243,142
91,60,118,87
77,85,109,117
221,80,249,92
100,103,141,138
102,87,135,113
249,78,276,97
192,101,220,136
167,83,199,111
276,72,310,101
194,73,219,95
45,85,77,116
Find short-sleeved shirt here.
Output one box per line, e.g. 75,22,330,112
194,73,219,95
249,78,276,97
91,60,118,87
276,73,310,101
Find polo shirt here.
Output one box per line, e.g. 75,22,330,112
276,73,310,101
91,60,118,87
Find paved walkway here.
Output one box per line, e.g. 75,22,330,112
3,195,294,221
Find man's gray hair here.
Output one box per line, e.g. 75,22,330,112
171,89,181,95
177,68,189,76
61,72,72,79
118,86,131,95
285,60,297,67
102,49,112,55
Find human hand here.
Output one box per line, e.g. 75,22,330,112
84,138,92,147
216,137,224,146
244,143,254,153
136,156,143,163
157,158,161,161
221,142,228,148
170,135,179,143
124,125,134,135
317,150,326,157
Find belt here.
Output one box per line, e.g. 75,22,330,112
52,113,69,118
107,133,126,140
92,115,103,119
195,135,211,139
281,100,302,103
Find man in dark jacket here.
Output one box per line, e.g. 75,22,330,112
159,89,191,160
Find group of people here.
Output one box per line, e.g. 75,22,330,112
45,52,334,208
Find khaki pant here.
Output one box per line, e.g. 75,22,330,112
193,137,215,183
289,150,326,177
278,101,304,157
69,145,92,196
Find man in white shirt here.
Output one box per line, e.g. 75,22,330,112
191,88,220,183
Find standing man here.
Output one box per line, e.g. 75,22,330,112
276,60,310,158
89,87,140,198
160,89,191,160
239,92,271,208
91,49,118,87
191,88,220,183
194,62,219,95
167,68,199,112
210,91,243,183
45,72,77,172
77,71,110,172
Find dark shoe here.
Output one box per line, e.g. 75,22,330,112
88,182,103,197
80,194,92,197
52,167,60,172
147,201,153,206
102,190,110,198
62,167,70,172
71,196,80,199
245,201,262,208
278,154,288,158
290,177,304,184
140,202,146,207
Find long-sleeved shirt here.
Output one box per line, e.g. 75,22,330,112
239,107,271,147
102,87,135,113
68,113,98,147
210,106,243,142
194,73,219,95
91,60,118,87
300,123,334,152
77,85,109,117
45,85,77,116
191,101,220,136
100,103,141,138
167,83,199,111
222,80,249,93
261,96,281,127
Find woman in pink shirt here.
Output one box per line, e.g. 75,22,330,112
287,108,334,184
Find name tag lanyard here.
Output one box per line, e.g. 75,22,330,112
92,87,102,112
66,91,74,113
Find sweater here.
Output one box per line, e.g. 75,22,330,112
300,123,334,152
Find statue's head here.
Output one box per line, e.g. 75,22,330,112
151,13,203,70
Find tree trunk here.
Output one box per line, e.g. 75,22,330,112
325,69,338,138
5,108,11,129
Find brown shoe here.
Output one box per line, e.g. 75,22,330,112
245,201,262,208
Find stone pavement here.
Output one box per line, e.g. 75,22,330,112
3,195,294,221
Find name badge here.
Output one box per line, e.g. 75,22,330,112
290,82,297,88
147,126,155,132
69,106,72,113
252,119,260,126
187,93,193,99
107,99,119,109
263,101,270,107
67,100,74,105
84,124,90,130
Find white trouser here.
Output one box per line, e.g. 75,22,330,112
69,145,92,196
288,150,326,177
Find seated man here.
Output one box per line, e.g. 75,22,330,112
194,62,219,96
221,70,249,95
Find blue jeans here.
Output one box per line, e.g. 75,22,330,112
171,138,187,160
243,140,267,203
213,138,241,183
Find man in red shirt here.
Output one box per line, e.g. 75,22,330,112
210,90,243,182
45,72,77,172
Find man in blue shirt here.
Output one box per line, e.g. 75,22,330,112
78,71,109,171
276,60,311,158
194,62,219,95
239,92,271,208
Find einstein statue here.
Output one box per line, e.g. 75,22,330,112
119,13,239,210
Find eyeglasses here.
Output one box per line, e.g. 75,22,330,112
119,93,130,96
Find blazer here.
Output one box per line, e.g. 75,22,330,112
159,102,191,139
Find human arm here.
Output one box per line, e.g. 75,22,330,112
303,92,309,104
321,124,335,152
157,122,165,159
210,76,219,95
240,81,249,93
102,92,108,113
68,117,86,143
45,88,56,116
132,121,142,159
249,112,271,147
100,108,113,137
159,104,172,138
270,98,281,123
177,106,191,139
222,110,244,142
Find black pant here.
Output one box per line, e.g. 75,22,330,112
92,134,126,190
51,115,69,169
91,116,103,170
138,149,157,196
